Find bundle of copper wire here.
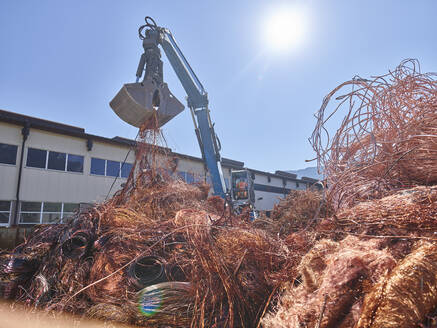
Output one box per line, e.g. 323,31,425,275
310,59,437,209
318,185,437,240
357,241,437,328
262,236,396,328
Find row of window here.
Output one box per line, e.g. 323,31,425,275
26,148,84,172
0,143,133,178
20,201,79,224
0,201,80,225
1,144,305,187
91,158,132,178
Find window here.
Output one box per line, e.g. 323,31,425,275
296,182,300,188
48,151,66,171
26,148,47,168
175,171,192,184
63,203,79,220
177,171,186,180
186,172,195,184
20,201,42,224
121,162,133,178
106,160,120,177
20,202,79,224
91,158,105,175
0,201,11,225
42,202,62,224
67,154,84,173
176,171,195,184
0,143,18,165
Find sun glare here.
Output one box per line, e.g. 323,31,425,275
263,7,307,54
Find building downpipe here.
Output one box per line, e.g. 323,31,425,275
12,122,30,232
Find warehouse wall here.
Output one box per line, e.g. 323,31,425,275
0,116,319,227
252,173,308,211
1,124,136,204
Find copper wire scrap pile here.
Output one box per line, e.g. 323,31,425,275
0,59,436,328
0,127,294,327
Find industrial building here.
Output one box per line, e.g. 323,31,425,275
0,109,318,228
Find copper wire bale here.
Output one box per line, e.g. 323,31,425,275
356,241,437,328
262,236,396,328
318,185,437,255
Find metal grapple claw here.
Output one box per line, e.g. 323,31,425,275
110,79,184,128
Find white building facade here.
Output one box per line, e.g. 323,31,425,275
0,109,319,227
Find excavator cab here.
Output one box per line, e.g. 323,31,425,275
231,170,255,204
230,170,257,220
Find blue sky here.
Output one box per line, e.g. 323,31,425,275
1,1,436,172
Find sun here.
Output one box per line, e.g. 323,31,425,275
262,7,307,54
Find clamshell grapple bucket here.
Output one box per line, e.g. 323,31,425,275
110,79,184,128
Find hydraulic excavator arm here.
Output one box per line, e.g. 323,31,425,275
110,17,227,197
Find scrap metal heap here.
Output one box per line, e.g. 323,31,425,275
0,124,297,327
0,59,436,328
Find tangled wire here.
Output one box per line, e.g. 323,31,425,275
310,59,437,209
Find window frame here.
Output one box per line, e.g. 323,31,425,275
62,203,80,221
90,157,106,176
106,160,121,178
47,150,67,171
121,162,133,178
26,147,48,169
185,172,195,184
0,201,12,226
0,143,18,166
19,201,43,224
41,202,63,224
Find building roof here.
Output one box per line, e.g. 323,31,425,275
0,108,136,148
0,108,318,184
